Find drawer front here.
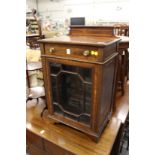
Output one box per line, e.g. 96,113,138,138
26,130,43,149
44,139,75,155
29,144,50,155
44,43,103,61
44,139,66,155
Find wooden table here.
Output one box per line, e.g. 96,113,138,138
26,83,129,155
27,117,121,155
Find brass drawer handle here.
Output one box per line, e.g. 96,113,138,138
49,47,55,53
83,50,90,56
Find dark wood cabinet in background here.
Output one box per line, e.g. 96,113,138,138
39,27,120,141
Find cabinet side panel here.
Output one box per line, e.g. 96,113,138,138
41,56,53,114
98,57,116,131
102,43,117,61
39,43,45,54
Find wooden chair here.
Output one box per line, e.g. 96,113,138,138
26,61,47,117
114,24,129,37
114,24,129,81
114,24,129,95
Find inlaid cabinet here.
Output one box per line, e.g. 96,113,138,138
39,27,120,141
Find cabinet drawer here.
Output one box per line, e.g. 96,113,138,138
44,139,65,155
26,130,43,149
29,144,50,155
44,43,103,61
44,139,75,155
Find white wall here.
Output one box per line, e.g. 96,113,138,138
26,0,37,12
37,0,129,24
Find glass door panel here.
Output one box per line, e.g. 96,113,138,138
49,62,92,125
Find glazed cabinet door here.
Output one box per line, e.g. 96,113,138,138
44,57,95,126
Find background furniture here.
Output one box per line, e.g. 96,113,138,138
114,24,129,95
26,10,46,117
116,36,129,95
26,61,42,88
26,9,44,49
26,17,39,34
26,49,46,117
26,61,46,117
114,24,129,37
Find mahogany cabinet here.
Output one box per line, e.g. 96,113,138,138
39,34,120,141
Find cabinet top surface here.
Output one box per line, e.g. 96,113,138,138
38,36,121,47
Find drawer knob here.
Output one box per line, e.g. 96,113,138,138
91,50,99,56
49,47,55,53
83,50,90,56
